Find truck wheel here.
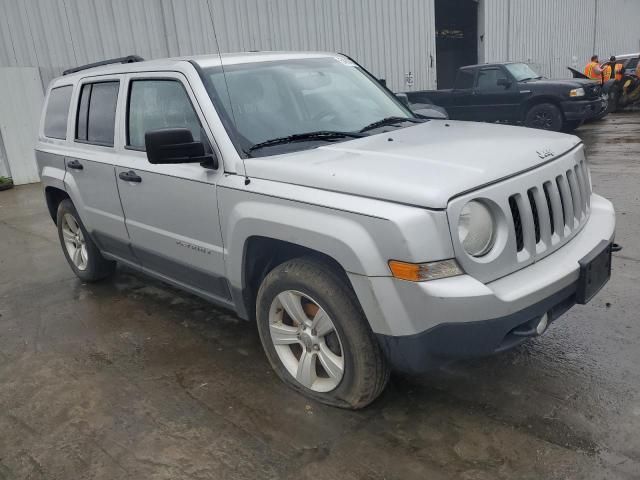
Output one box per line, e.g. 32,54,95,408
57,199,116,282
255,257,389,409
524,103,563,131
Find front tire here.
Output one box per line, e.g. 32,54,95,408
57,199,116,282
524,103,563,131
256,257,389,409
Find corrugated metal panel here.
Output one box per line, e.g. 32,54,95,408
595,0,640,57
482,0,640,79
0,0,436,91
483,0,598,78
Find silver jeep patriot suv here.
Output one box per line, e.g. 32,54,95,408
36,52,616,408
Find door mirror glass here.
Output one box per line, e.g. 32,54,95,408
145,128,217,168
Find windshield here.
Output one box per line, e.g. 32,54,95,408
505,63,541,81
201,57,414,157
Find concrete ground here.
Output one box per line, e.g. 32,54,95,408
1,113,639,480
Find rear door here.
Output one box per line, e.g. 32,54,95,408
114,72,230,303
471,66,521,121
64,76,136,263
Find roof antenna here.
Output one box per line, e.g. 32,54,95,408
206,0,250,186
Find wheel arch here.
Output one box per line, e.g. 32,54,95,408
238,236,353,322
45,186,70,224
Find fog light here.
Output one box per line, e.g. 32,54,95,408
536,313,549,335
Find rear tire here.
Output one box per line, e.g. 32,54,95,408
524,103,563,131
57,199,116,282
256,257,389,409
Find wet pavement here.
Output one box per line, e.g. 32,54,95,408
1,113,639,479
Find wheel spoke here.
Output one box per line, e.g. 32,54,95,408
311,308,334,337
73,246,82,266
318,343,344,380
62,228,75,242
295,350,316,388
65,215,79,233
80,245,88,266
270,323,300,345
277,291,309,326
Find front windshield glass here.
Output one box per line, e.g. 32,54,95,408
202,57,413,156
505,63,541,81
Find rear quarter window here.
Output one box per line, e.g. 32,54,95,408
75,81,120,146
44,85,73,139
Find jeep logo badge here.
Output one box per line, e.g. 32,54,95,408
537,149,554,159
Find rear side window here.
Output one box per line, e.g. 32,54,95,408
76,81,119,146
127,79,202,150
455,70,475,89
44,86,73,139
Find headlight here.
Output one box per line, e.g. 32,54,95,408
458,200,495,257
569,88,585,97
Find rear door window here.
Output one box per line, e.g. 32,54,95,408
76,81,120,146
44,85,73,139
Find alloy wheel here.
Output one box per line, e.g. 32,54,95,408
61,213,88,271
268,290,345,392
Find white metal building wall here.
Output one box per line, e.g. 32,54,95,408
482,0,640,79
0,0,437,92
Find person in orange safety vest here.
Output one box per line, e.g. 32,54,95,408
584,55,603,81
603,56,624,82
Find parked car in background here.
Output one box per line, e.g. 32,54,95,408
406,62,607,132
36,52,615,409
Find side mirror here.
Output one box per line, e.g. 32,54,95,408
497,78,512,89
395,93,410,106
145,128,218,169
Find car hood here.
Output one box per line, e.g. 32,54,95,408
243,121,581,209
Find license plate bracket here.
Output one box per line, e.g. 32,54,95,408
576,240,612,304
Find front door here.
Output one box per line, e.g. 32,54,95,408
114,73,230,303
471,67,521,122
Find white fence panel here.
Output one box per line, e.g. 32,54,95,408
0,67,43,185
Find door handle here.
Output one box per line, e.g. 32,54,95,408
67,159,83,170
118,170,142,183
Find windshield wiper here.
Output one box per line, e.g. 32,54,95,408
359,116,423,133
248,130,365,153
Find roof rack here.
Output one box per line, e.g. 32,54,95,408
62,55,145,76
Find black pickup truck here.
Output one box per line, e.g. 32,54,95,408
406,62,606,132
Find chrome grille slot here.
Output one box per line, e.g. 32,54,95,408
509,195,524,252
543,182,555,235
527,189,541,244
566,169,583,221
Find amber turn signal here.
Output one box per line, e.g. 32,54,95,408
388,259,463,282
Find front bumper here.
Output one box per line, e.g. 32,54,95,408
561,97,606,120
349,194,615,373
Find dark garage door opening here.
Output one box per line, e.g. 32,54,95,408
435,0,478,89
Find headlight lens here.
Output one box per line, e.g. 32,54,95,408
458,200,495,257
570,87,585,97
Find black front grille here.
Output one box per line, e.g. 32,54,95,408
543,182,555,235
509,196,524,252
